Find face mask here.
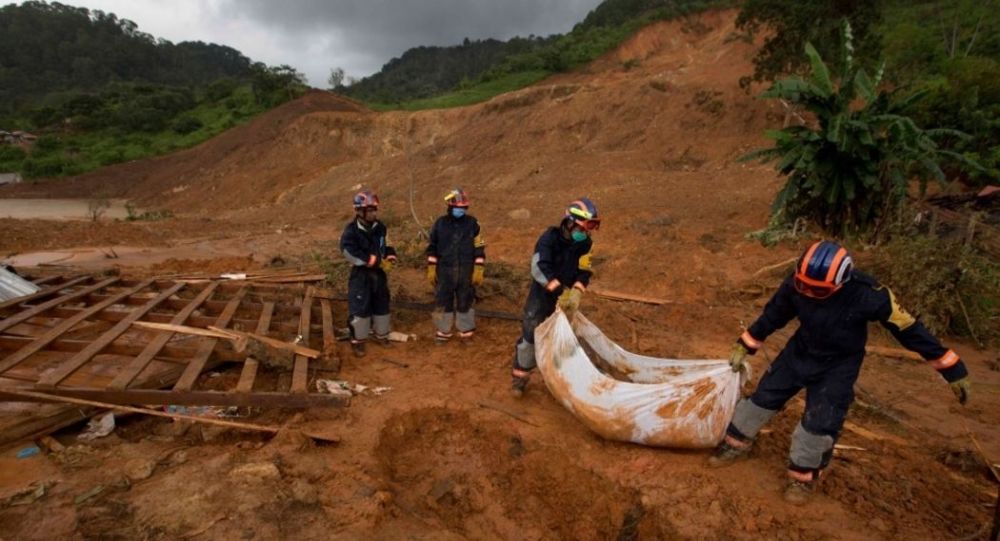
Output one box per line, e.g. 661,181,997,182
571,230,588,243
451,207,466,218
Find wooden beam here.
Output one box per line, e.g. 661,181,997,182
235,358,259,394
173,287,247,391
133,321,242,341
0,276,112,332
236,302,274,395
0,279,155,375
0,335,242,363
108,282,220,391
0,389,346,436
209,327,320,358
865,345,924,362
29,275,65,286
0,387,346,408
292,295,312,394
37,282,187,388
589,288,673,305
44,306,302,335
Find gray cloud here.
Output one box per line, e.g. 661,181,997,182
30,0,602,86
217,0,603,83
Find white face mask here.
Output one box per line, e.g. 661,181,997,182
451,207,466,218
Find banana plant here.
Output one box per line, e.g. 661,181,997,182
743,22,977,237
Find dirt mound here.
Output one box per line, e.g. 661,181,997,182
376,407,646,540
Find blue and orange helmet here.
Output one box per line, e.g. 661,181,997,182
444,188,470,208
565,198,600,231
793,240,854,299
353,190,380,210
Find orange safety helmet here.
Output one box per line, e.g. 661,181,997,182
353,189,380,210
444,188,470,207
793,240,854,299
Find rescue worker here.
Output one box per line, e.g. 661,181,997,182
339,189,397,358
425,188,486,343
511,198,600,397
709,240,972,504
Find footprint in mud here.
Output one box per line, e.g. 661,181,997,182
376,407,663,540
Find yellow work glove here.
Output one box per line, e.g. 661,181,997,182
950,377,971,405
557,288,582,314
472,264,485,286
380,258,394,272
729,343,749,373
426,264,437,287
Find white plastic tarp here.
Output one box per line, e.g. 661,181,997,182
535,310,744,448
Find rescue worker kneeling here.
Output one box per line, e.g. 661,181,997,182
339,189,397,358
709,240,972,504
511,198,599,397
425,188,486,343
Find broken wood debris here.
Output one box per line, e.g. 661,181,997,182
0,389,340,444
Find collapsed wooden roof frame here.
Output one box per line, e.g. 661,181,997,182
0,274,348,411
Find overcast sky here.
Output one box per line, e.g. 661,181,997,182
26,0,603,86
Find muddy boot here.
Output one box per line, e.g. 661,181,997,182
511,375,529,398
434,331,452,345
458,330,475,342
707,435,752,468
373,334,393,348
351,341,366,358
783,478,816,505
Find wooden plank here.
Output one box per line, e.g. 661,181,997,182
108,282,220,391
208,327,320,358
133,321,241,341
865,345,923,362
0,279,155,375
0,387,347,408
320,299,334,350
36,282,186,388
0,389,345,436
292,295,313,394
0,276,109,331
0,336,243,363
30,275,65,286
236,358,259,393
589,287,673,305
44,305,301,334
256,302,274,336
173,287,248,391
235,302,274,395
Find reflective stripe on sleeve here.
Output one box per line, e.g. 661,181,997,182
930,350,959,370
740,330,763,350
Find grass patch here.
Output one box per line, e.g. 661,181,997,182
367,71,552,111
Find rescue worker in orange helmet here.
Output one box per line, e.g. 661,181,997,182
709,240,972,504
425,188,486,343
511,198,599,397
339,189,397,358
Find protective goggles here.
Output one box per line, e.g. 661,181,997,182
793,276,839,299
572,217,601,231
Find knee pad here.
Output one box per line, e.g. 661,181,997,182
789,421,835,470
350,316,371,341
432,310,455,334
515,339,536,371
372,314,390,337
456,310,475,332
730,398,778,440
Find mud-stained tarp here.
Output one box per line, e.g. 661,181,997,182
535,310,743,448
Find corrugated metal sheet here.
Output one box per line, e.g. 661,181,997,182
0,267,39,302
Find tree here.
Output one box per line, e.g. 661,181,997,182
327,67,345,90
735,0,884,88
742,23,977,237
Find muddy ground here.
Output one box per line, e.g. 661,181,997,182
1,10,998,540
